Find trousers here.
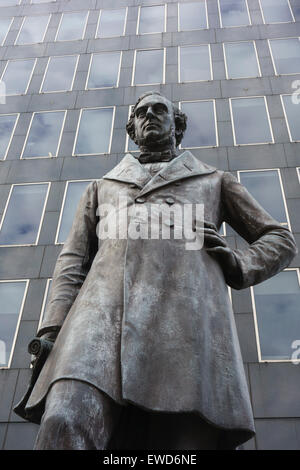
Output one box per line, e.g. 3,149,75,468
34,379,222,450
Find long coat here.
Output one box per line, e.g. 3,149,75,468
26,151,297,448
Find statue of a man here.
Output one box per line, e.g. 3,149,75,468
19,92,297,450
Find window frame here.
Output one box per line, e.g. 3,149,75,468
125,105,139,153
268,37,300,76
55,179,93,245
280,93,300,142
0,279,29,370
237,168,291,230
39,54,80,94
0,17,14,47
72,106,116,157
0,112,20,161
297,167,300,184
20,110,67,160
178,44,213,83
37,278,52,332
179,99,219,149
85,51,123,91
0,182,51,248
229,95,274,146
54,10,89,42
223,40,261,79
137,4,167,35
259,0,295,24
177,1,209,32
95,7,128,39
251,268,300,363
217,0,251,28
0,58,37,96
131,48,166,86
14,14,52,46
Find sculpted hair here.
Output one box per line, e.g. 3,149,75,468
126,91,187,147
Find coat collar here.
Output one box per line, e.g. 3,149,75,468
103,151,216,196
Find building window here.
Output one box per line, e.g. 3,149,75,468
281,94,300,142
179,45,212,82
38,279,52,330
269,38,300,75
0,114,19,160
55,11,89,42
137,5,166,34
0,280,28,369
1,59,36,95
126,106,139,153
179,100,218,148
238,169,289,226
132,49,165,85
223,41,261,79
218,0,251,27
0,17,13,46
259,0,295,24
230,97,273,145
96,8,127,38
252,269,300,362
178,1,208,31
40,55,79,93
56,180,93,244
15,15,50,45
21,111,66,159
73,107,115,156
0,183,50,246
86,52,122,90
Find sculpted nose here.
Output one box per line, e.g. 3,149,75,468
146,106,155,119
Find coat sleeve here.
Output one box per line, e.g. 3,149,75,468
221,171,298,290
37,180,99,336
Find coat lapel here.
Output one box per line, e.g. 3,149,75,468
103,154,151,189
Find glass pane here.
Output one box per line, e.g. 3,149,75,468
253,270,300,360
97,9,126,38
40,279,52,326
0,114,18,160
0,17,12,46
16,15,50,44
0,281,27,367
282,94,300,141
219,0,250,27
56,12,88,41
180,101,217,148
231,97,273,145
179,1,207,30
74,108,114,155
1,0,20,5
180,45,211,82
224,42,260,78
269,38,300,74
127,106,139,152
87,52,121,89
2,59,35,95
0,184,49,245
260,0,294,23
23,111,65,158
134,49,164,85
138,5,165,34
57,181,91,243
239,170,287,223
41,55,78,92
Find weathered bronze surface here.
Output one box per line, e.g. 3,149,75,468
15,92,297,449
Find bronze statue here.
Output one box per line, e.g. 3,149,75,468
14,92,297,450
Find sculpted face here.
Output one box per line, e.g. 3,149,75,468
133,94,175,146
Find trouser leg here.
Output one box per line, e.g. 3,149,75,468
34,379,121,450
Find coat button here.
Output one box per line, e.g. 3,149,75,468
136,197,146,203
166,197,175,205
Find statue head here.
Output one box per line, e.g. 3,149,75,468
126,92,187,152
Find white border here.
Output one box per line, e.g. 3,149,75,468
229,96,274,146
0,58,37,96
72,106,115,157
14,14,52,45
259,0,295,24
0,113,20,161
131,48,166,86
217,0,251,28
55,10,89,42
280,94,300,142
137,4,167,35
0,16,14,47
177,1,209,31
179,99,219,149
268,37,300,76
178,44,213,83
37,278,52,331
95,7,128,39
251,268,300,363
223,40,261,79
85,51,122,90
0,279,29,370
0,182,51,247
39,54,79,94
